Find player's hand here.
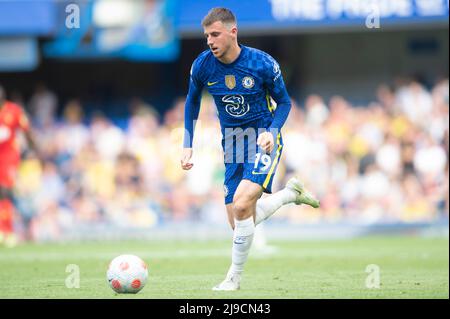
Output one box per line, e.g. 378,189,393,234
257,132,274,154
181,148,194,170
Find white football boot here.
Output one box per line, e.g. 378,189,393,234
286,177,320,208
212,272,241,291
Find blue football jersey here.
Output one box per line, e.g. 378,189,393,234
184,44,291,148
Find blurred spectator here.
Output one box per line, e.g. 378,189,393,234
305,94,329,128
28,83,58,128
90,112,125,160
57,100,90,156
376,132,402,178
396,81,433,126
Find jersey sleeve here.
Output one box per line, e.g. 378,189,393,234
8,103,30,132
262,55,292,131
183,57,204,148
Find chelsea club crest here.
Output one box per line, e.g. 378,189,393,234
242,76,255,89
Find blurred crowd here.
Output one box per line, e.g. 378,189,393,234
7,78,450,241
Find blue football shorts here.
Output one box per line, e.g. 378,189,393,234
222,126,283,205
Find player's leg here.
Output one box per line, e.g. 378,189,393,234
214,132,286,291
230,179,262,271
223,162,243,230
0,161,19,247
249,133,319,226
254,176,320,225
0,188,5,244
0,186,15,247
225,204,234,229
213,179,262,291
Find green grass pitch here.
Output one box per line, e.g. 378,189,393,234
0,236,448,298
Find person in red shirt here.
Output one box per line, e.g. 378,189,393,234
0,85,38,247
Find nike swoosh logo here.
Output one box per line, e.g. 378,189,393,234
207,81,218,86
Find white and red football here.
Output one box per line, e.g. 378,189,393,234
107,254,148,294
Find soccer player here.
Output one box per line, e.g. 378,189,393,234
0,85,38,247
180,8,320,290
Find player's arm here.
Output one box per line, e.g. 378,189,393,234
24,129,38,155
258,57,292,153
18,107,41,160
181,60,204,170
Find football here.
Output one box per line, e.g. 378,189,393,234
107,254,148,294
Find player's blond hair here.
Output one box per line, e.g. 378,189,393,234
201,7,237,28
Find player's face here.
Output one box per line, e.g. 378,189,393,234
204,21,236,59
